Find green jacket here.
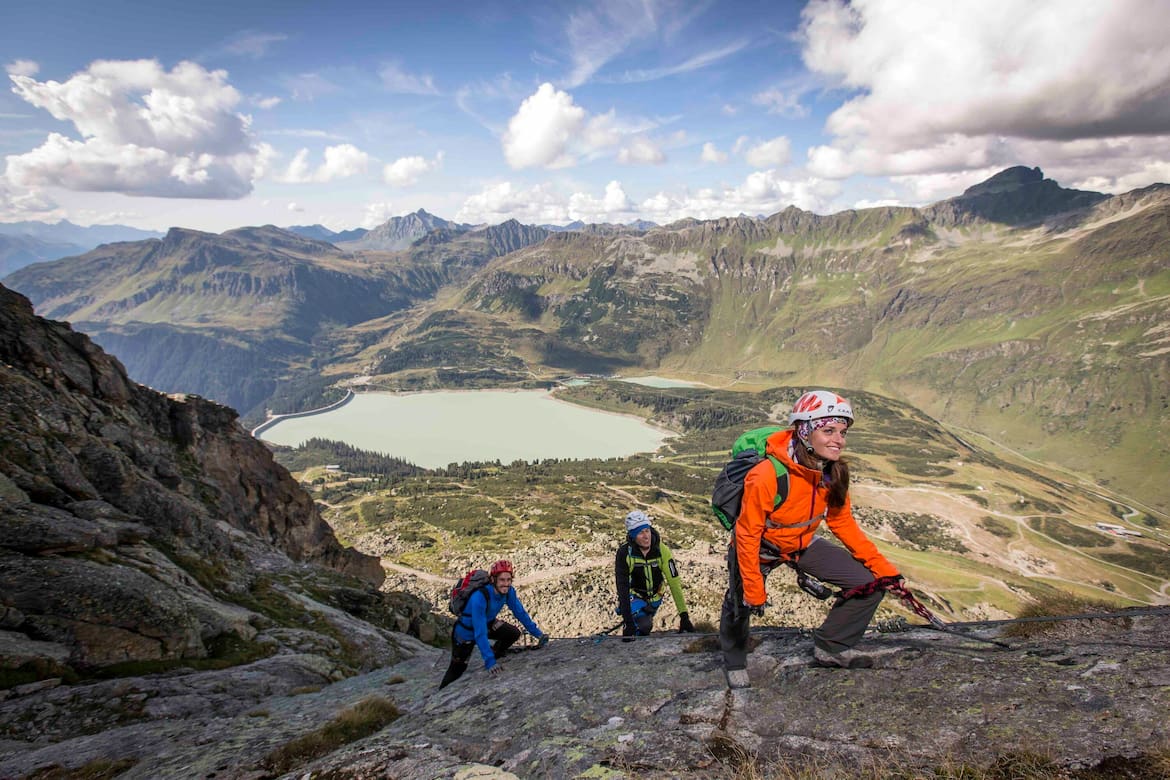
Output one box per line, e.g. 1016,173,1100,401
614,528,688,624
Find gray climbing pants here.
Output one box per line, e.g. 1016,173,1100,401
719,536,885,671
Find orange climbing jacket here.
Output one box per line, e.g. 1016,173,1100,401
735,429,899,607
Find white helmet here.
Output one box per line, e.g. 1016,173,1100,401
788,390,855,425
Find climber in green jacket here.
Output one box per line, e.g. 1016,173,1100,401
615,510,696,639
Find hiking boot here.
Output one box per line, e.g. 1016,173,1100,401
813,646,873,669
726,668,751,689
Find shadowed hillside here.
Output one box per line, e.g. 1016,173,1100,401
0,283,446,687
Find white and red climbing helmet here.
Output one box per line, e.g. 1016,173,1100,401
788,390,855,426
490,559,514,578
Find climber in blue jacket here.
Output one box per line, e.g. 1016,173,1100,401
440,559,548,688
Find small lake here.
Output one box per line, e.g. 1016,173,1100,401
619,375,707,388
257,390,673,468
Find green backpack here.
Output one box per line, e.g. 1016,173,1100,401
710,426,790,530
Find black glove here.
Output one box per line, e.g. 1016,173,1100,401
487,664,503,676
535,634,549,649
678,612,696,633
622,624,636,643
744,601,766,618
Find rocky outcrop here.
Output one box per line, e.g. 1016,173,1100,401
0,284,441,679
473,219,550,256
1,610,1164,778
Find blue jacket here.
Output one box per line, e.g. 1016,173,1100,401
454,585,543,670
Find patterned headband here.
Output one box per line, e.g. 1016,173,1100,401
796,416,850,442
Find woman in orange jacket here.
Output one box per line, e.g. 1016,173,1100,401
720,390,902,689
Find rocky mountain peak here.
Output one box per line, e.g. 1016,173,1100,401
474,219,550,256
925,164,1107,226
343,209,468,251
962,164,1044,196
158,225,215,253
223,224,338,255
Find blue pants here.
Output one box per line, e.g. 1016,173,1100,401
616,597,662,635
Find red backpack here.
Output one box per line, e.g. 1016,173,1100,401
448,569,491,617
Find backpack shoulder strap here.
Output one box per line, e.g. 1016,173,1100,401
461,583,492,618
458,584,494,631
766,455,789,510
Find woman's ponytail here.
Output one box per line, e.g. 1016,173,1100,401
826,458,849,508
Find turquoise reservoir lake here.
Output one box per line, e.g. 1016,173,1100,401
256,390,673,468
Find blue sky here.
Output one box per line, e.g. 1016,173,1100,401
2,0,1169,232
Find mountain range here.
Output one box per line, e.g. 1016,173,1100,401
0,220,163,277
2,218,552,416
3,166,1168,515
284,223,369,243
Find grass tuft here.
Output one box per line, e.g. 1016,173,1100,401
23,758,137,779
260,695,400,775
1004,592,1124,639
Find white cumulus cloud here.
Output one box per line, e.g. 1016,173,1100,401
799,0,1170,187
319,144,369,180
745,136,792,168
6,59,262,198
5,60,39,77
501,83,657,169
455,172,842,228
0,179,59,221
279,144,370,184
617,136,666,165
502,83,587,169
639,171,841,223
362,201,397,228
456,181,570,224
383,152,444,187
701,142,728,164
568,180,635,222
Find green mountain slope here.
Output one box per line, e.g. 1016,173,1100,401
366,173,1170,515
3,222,550,416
